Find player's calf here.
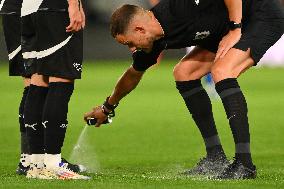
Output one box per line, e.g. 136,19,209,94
17,86,30,175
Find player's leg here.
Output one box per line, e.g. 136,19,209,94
24,74,49,178
34,11,87,179
2,13,32,175
42,77,74,170
42,77,85,174
17,77,31,175
21,13,50,178
174,47,229,175
212,48,256,179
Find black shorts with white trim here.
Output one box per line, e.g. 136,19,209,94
21,11,83,80
2,14,27,77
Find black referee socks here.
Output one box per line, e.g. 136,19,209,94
43,82,74,154
215,78,253,168
176,80,224,157
24,85,48,154
19,86,30,154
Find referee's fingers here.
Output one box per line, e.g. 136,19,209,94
84,111,92,122
220,46,231,59
95,121,102,127
215,48,224,61
83,113,89,122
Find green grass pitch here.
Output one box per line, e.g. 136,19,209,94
0,60,283,189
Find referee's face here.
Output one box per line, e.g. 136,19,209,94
116,30,155,52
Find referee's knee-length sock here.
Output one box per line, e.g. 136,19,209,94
215,78,253,168
42,82,74,169
24,85,48,167
176,80,225,157
19,86,30,167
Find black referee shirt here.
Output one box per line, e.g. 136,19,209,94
132,0,251,72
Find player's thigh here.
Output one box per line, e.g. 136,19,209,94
23,77,31,87
49,77,74,83
211,48,254,83
30,73,49,87
173,46,215,81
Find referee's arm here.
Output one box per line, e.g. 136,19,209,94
83,66,144,127
108,66,144,105
215,0,242,61
108,48,160,105
224,0,242,23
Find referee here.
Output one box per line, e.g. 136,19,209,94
84,0,284,179
0,0,30,175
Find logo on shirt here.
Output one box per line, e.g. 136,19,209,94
195,0,200,5
73,63,82,72
194,31,210,40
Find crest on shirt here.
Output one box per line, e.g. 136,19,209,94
194,31,210,40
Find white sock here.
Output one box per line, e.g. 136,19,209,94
30,154,45,168
20,153,30,167
44,154,62,169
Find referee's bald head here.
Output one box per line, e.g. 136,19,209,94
110,4,145,38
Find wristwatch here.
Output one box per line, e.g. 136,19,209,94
229,21,242,30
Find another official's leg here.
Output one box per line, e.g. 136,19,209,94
174,47,229,176
212,48,256,179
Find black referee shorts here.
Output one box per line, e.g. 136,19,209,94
234,0,284,64
21,11,83,80
2,14,27,77
199,0,284,65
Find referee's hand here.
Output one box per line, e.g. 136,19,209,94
215,29,242,62
84,106,108,127
66,0,85,32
